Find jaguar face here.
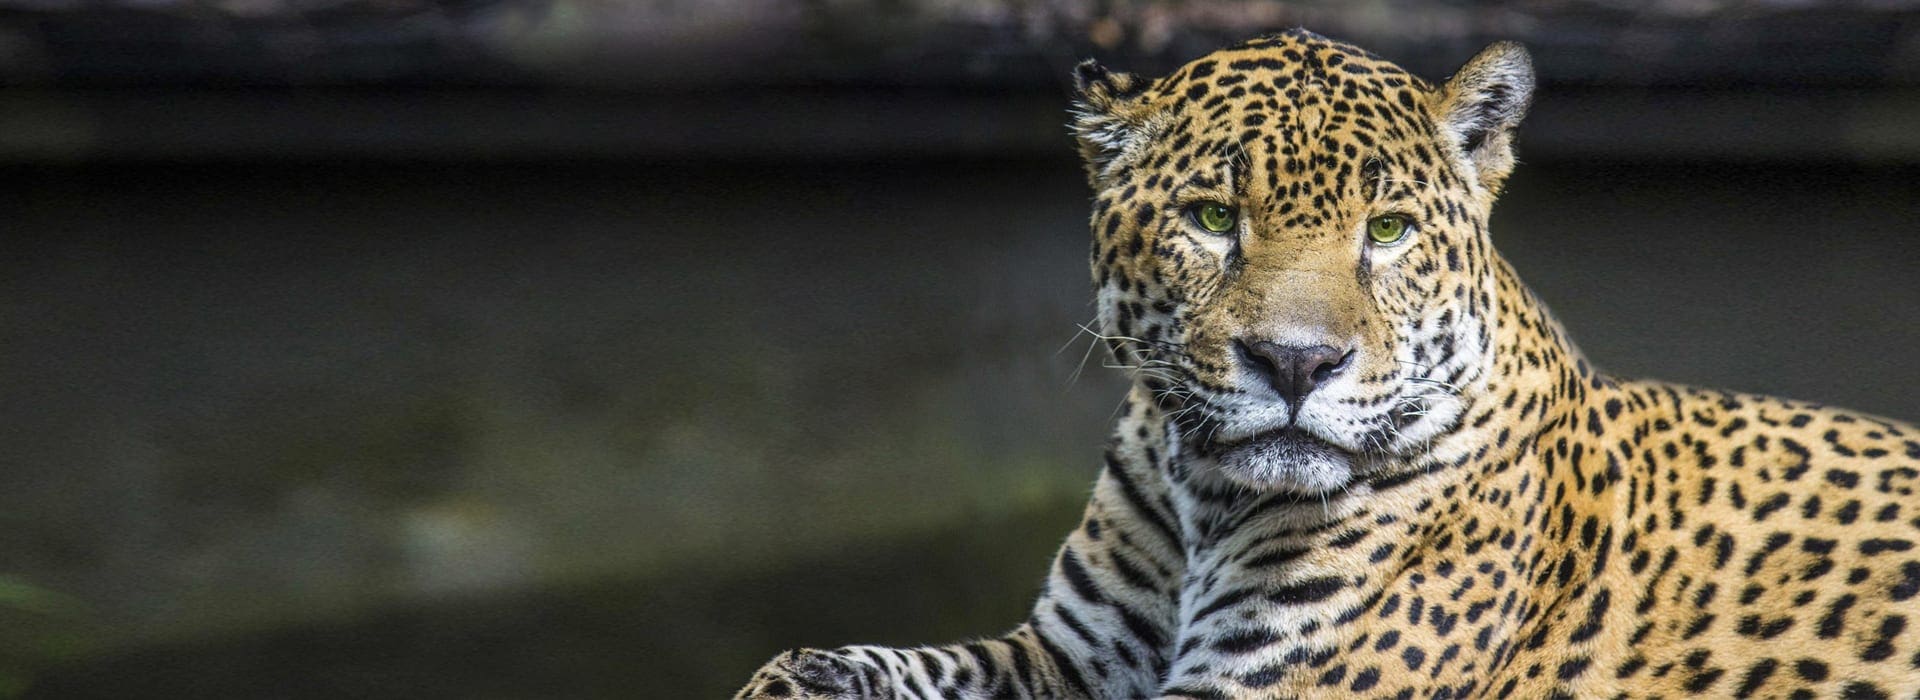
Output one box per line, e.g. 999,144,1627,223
1073,31,1535,494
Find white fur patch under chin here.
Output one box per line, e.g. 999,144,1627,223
1216,432,1355,495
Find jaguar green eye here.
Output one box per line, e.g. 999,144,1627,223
1367,214,1412,245
1190,202,1238,234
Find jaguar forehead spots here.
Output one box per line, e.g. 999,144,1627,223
738,29,1920,700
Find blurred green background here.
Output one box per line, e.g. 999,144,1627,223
3,1,1920,698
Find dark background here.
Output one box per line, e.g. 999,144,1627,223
3,2,1919,698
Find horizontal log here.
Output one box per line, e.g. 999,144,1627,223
0,1,1915,87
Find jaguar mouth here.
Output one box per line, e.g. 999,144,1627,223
1212,427,1356,494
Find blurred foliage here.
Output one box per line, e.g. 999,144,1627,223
1,161,1121,697
0,576,80,615
0,576,90,699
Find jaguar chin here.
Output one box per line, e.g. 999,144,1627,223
1211,427,1355,495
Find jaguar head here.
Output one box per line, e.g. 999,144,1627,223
1073,31,1534,494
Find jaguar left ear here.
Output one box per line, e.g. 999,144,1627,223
1437,42,1534,193
1072,59,1156,186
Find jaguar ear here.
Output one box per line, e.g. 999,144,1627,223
1072,59,1155,185
1436,42,1534,193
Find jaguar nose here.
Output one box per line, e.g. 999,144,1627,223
1235,340,1353,409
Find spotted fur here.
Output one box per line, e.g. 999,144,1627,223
736,30,1920,699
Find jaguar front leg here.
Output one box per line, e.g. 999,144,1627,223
734,647,884,699
736,428,1184,699
735,624,1097,699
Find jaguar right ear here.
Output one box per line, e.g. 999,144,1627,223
1071,60,1156,185
1436,42,1535,195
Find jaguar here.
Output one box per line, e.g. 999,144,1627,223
735,29,1920,699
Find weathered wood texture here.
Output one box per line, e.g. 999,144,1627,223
1,0,1916,87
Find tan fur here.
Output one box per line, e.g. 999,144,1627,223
737,31,1920,700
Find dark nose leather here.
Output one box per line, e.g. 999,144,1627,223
1236,340,1353,408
